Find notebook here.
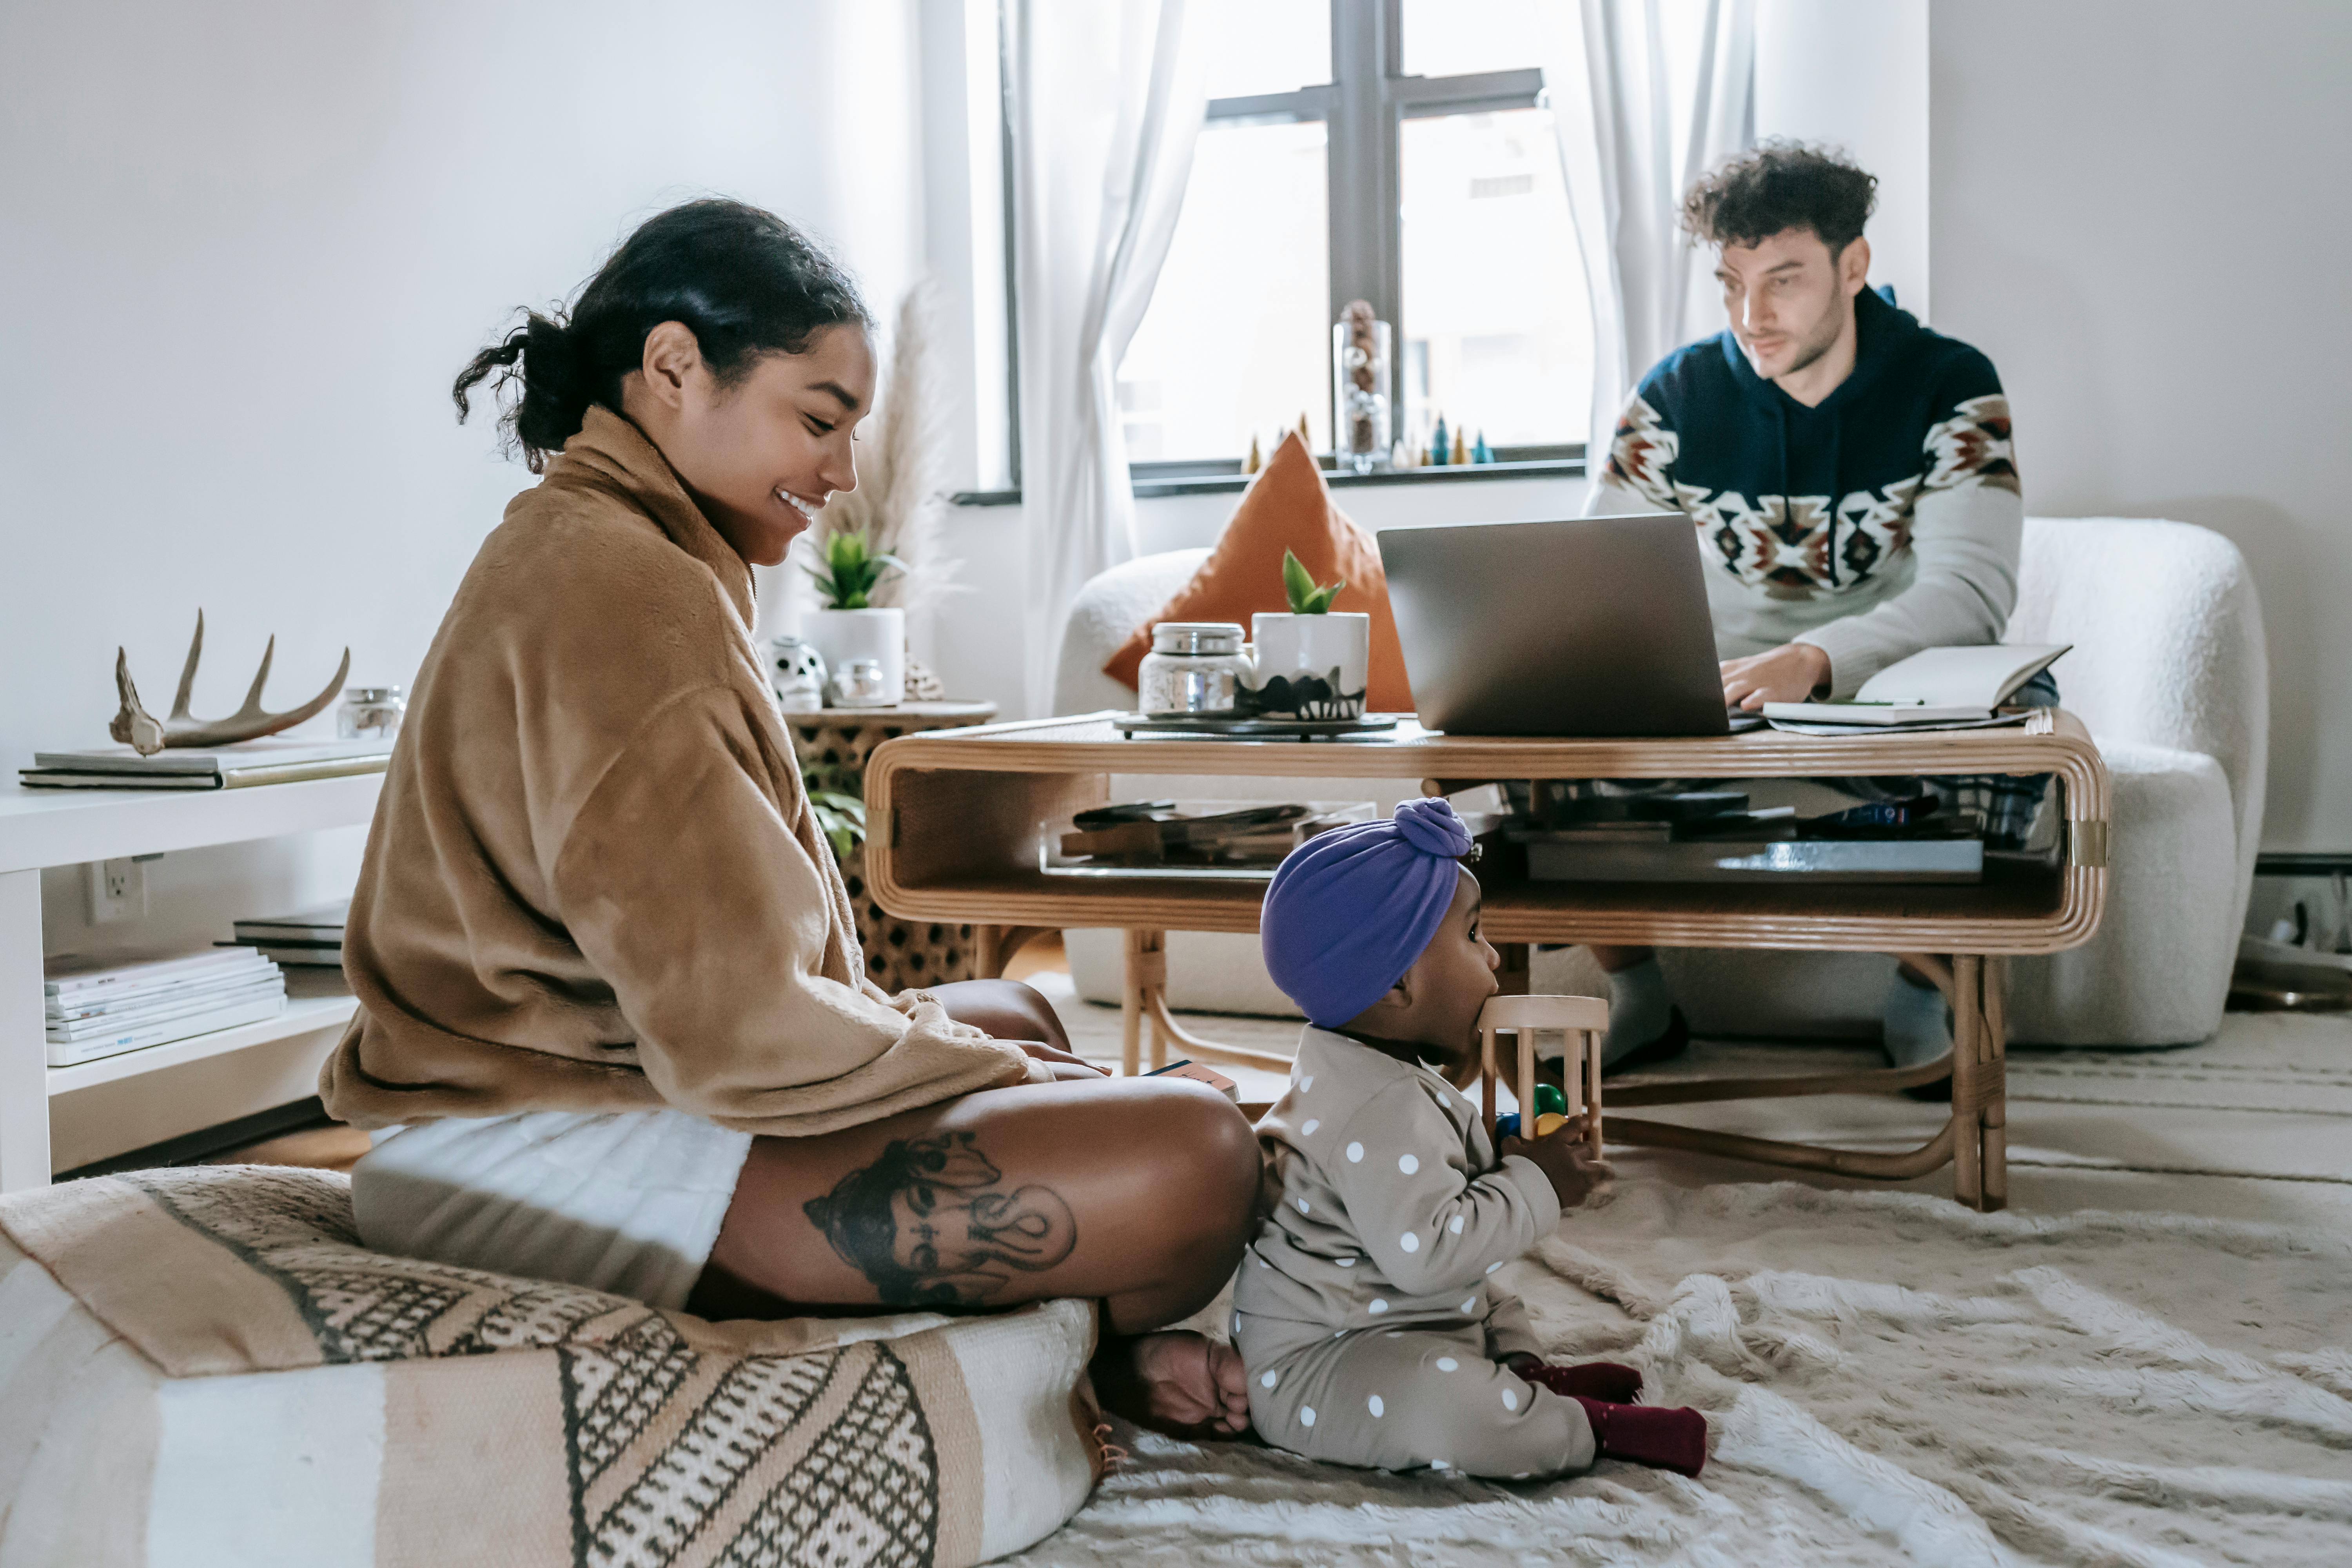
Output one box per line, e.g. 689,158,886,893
1760,644,2070,727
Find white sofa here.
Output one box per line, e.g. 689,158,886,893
1053,517,2268,1048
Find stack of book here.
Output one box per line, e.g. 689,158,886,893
19,739,392,791
225,901,349,967
45,948,287,1068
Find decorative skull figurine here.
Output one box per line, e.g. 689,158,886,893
768,635,829,711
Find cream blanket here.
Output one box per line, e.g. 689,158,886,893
1014,1181,2352,1566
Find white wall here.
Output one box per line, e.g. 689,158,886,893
1755,0,1930,319
1928,0,2352,849
0,0,924,1154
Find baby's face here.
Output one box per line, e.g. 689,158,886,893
1403,867,1501,1070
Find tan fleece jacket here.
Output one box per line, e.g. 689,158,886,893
321,407,1036,1135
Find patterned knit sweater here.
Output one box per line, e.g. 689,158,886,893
1584,286,2023,699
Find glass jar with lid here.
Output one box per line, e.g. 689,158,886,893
337,686,407,741
1137,622,1250,715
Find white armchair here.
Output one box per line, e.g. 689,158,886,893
1053,517,2269,1048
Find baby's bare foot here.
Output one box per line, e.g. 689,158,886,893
1093,1330,1252,1437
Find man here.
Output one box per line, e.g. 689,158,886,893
1581,143,2027,1087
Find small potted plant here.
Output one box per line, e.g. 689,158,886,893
1242,549,1371,719
803,528,907,706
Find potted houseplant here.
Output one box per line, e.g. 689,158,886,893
803,528,906,706
1242,550,1371,719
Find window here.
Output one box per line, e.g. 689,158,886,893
1115,0,1590,474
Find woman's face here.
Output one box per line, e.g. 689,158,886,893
624,319,878,566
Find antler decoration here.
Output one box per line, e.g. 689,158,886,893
110,611,352,756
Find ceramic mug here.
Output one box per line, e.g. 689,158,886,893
1243,612,1370,719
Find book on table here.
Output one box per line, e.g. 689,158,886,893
1760,643,2070,728
44,947,287,1067
20,739,392,791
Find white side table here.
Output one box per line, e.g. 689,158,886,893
0,776,383,1192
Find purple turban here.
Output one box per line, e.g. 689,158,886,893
1261,798,1476,1028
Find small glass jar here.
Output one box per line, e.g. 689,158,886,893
1137,622,1250,715
337,685,406,741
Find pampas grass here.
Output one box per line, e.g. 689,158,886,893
808,279,962,626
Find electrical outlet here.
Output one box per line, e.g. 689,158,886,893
85,857,147,923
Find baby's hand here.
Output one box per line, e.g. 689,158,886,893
1502,1112,1614,1209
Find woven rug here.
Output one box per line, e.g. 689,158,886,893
1009,1180,2352,1566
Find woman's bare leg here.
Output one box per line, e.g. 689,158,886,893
689,976,1261,1433
695,1076,1256,1329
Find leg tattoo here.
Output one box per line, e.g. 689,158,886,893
802,1131,1078,1308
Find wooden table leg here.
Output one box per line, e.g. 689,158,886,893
973,924,1050,981
1951,953,1984,1210
1982,955,2009,1212
1120,929,1161,1078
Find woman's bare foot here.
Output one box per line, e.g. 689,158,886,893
1092,1330,1251,1437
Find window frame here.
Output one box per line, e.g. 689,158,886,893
967,0,1583,505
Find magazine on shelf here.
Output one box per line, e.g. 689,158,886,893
46,990,290,1068
46,976,287,1042
44,946,269,1000
45,956,279,1022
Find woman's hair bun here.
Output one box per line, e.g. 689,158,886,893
452,199,872,473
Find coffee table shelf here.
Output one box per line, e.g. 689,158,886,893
864,710,2109,1210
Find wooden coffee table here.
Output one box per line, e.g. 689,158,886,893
862,712,2109,1211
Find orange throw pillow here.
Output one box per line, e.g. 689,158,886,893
1103,431,1414,712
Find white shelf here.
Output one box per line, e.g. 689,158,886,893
0,773,385,875
45,991,358,1096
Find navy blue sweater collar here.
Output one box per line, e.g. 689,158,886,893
1717,284,1915,416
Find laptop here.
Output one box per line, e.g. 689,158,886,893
1376,514,1731,737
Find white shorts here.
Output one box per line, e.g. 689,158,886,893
349,1108,755,1310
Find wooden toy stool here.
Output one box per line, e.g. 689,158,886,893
1479,993,1608,1156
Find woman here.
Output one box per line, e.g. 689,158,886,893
324,200,1256,1434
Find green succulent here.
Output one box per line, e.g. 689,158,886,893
804,761,868,860
805,528,907,610
1281,548,1345,614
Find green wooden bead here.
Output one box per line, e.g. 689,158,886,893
1534,1082,1567,1116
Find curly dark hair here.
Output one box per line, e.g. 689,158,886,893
453,198,872,472
1681,142,1878,256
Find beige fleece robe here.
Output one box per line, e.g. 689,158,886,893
321,407,1037,1136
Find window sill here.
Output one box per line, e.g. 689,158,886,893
950,456,1586,508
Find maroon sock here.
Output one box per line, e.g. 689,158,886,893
1571,1396,1708,1478
1520,1360,1643,1404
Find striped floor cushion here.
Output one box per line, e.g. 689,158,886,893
0,1165,1104,1566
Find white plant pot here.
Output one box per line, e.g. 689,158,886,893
805,606,905,707
1247,612,1370,719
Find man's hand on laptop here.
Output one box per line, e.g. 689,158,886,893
1721,642,1832,710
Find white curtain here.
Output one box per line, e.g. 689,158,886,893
1005,0,1205,715
1547,0,1757,468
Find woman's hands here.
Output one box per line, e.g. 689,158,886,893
930,979,1107,1079
1720,641,1832,710
1014,1040,1109,1080
1502,1112,1614,1209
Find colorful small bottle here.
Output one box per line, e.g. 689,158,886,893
1430,413,1450,465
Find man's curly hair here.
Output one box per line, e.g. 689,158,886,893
1682,142,1878,255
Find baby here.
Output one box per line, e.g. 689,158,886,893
1235,798,1706,1480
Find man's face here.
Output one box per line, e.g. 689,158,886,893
1715,227,1869,383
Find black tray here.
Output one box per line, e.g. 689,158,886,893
1114,713,1401,740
